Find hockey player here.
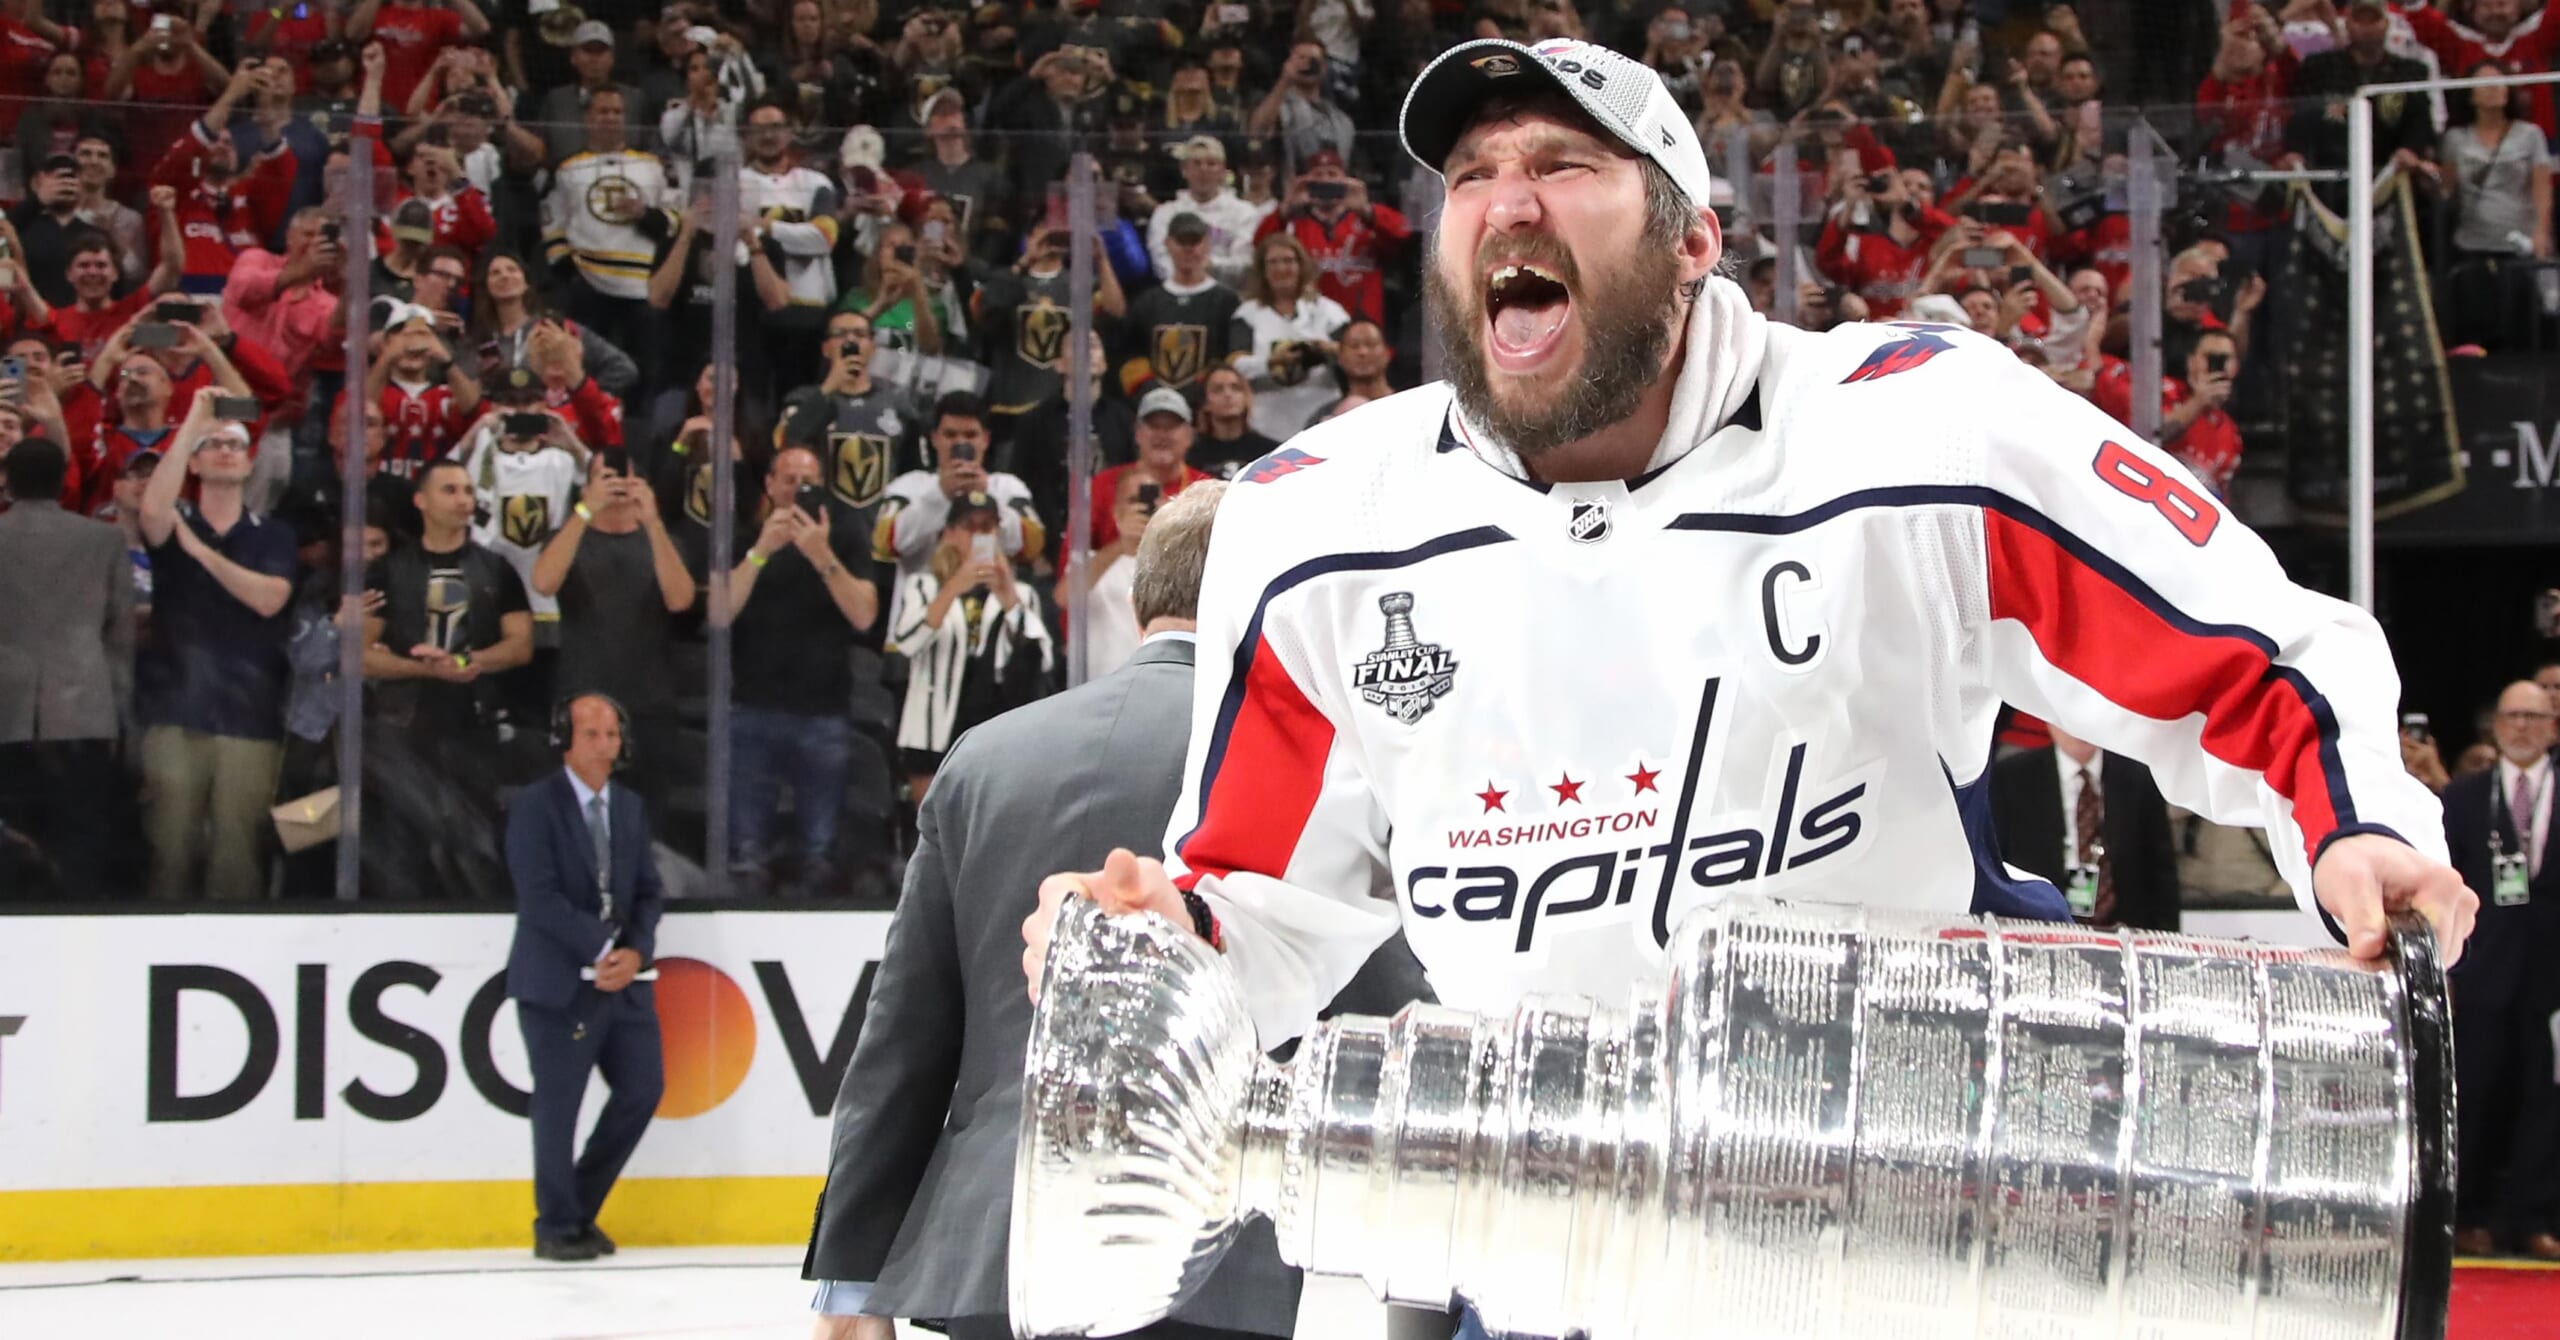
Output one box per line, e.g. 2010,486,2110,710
1022,40,2475,1046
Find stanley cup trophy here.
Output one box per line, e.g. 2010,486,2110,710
1011,895,2453,1340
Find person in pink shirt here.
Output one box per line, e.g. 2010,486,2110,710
222,207,346,399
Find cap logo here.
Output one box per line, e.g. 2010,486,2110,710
1471,54,1520,76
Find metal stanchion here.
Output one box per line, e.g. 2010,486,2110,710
1410,162,1446,387
332,149,376,901
2126,121,2165,445
2342,70,2560,611
2346,98,2375,614
705,147,742,894
1771,142,1799,327
1064,154,1097,690
1718,127,1753,238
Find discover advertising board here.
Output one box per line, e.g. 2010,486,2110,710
0,910,891,1259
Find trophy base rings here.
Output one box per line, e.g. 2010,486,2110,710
1013,895,2454,1340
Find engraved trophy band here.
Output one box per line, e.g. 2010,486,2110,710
1011,895,2453,1340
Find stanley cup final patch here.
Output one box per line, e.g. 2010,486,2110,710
1355,593,1459,723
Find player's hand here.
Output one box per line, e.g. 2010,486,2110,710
1023,848,1191,1002
2311,833,2476,968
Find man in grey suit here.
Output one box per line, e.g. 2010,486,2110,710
0,439,134,897
803,482,1430,1340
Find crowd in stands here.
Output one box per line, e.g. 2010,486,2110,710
0,0,2553,904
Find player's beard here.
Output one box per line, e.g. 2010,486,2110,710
1427,228,1685,461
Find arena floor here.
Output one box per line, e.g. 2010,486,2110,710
0,1247,1384,1339
0,1247,2549,1338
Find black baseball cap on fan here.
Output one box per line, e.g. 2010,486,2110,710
1398,38,1715,209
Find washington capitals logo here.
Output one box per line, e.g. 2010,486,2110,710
1840,324,1961,385
1239,447,1326,484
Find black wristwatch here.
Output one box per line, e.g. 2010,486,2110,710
1179,890,1223,953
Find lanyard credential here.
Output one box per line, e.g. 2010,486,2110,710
2490,768,2540,907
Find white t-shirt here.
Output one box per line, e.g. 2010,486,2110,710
1086,553,1144,679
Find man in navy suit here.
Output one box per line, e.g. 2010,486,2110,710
2443,679,2560,1261
505,693,665,1262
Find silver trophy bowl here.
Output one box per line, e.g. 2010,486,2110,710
1011,895,2453,1340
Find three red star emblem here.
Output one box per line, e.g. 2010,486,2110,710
1473,765,1664,811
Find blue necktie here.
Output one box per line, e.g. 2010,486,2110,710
586,792,613,923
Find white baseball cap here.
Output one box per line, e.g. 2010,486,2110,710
1136,385,1193,421
1400,38,1713,211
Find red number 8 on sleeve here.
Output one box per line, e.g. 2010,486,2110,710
2092,440,2220,547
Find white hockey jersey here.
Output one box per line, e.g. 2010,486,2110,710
870,468,1044,631
543,150,672,300
460,430,583,622
738,163,843,309
1163,279,2446,1046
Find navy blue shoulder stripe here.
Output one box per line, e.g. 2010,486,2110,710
1944,761,2074,922
1177,525,1518,860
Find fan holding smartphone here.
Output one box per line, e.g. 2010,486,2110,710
719,446,884,895
888,489,1054,803
2153,328,2245,497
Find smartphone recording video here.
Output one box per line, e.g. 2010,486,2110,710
794,482,828,521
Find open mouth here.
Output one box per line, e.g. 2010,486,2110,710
1484,262,1573,371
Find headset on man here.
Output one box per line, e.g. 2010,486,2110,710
548,693,635,771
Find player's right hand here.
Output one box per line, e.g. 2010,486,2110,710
1023,847,1190,1002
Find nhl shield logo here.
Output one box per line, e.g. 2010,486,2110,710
1568,498,1610,543
1353,592,1458,724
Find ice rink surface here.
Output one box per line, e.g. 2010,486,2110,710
0,1246,1388,1340
9,1246,2549,1338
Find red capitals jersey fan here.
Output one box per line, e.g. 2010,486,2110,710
151,124,297,294
334,380,471,480
1815,201,1956,319
1253,160,1411,326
